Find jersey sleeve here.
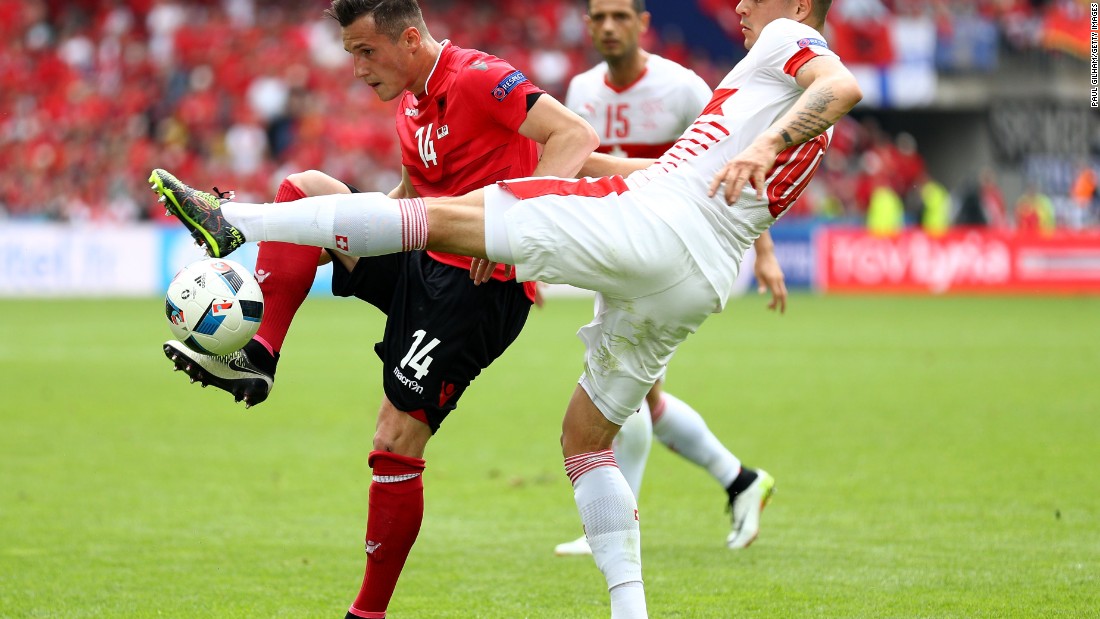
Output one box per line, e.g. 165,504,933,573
454,54,545,133
754,19,839,84
678,71,714,128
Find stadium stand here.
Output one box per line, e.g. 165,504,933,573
0,0,1095,229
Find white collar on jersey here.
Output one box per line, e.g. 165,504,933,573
419,39,451,100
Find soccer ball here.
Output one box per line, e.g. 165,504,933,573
164,258,264,356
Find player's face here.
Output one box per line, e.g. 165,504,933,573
342,15,419,102
585,0,649,62
736,0,802,49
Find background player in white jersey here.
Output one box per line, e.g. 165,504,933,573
554,0,786,557
153,1,860,615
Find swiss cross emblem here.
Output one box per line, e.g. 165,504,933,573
335,235,349,251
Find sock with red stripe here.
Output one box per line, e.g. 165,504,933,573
346,451,426,619
221,193,428,256
252,178,322,353
565,450,647,618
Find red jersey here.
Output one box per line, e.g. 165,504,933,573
395,42,542,299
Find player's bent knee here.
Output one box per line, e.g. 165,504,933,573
372,425,429,456
373,407,432,458
286,169,348,197
559,419,620,457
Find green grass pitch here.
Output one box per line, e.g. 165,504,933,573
1,294,1098,618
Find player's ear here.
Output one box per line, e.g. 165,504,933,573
639,11,651,33
795,0,812,21
402,26,421,50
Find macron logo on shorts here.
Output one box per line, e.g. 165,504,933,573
491,70,527,101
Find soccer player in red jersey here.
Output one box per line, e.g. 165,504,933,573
160,1,597,618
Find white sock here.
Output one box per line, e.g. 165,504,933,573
610,581,648,619
564,451,645,615
652,392,741,488
611,402,653,499
220,194,427,255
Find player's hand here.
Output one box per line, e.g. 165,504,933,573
533,282,546,308
469,259,512,284
708,134,783,204
753,249,787,314
469,258,495,284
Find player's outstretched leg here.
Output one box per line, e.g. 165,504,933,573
163,339,278,408
726,467,775,549
150,168,246,258
150,167,431,259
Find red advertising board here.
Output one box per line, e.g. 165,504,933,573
817,228,1100,294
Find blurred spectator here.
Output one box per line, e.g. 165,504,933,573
831,0,895,66
933,2,999,73
1014,183,1056,235
224,106,266,175
1069,160,1098,228
980,168,1009,228
919,177,951,237
955,168,1008,228
954,181,987,226
867,183,905,236
1040,0,1092,59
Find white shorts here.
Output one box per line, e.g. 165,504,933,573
484,178,721,425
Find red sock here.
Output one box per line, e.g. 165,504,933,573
347,451,426,618
253,179,323,352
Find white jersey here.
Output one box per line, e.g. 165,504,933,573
565,54,712,159
482,20,840,420
625,19,838,305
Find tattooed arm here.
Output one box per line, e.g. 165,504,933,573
708,56,863,204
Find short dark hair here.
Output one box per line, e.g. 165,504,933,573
811,0,833,25
324,0,426,41
587,0,646,15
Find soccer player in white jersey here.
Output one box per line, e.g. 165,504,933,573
554,0,787,557
152,1,859,615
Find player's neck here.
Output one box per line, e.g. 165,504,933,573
605,50,649,90
411,37,444,98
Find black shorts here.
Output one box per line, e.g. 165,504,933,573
330,249,531,433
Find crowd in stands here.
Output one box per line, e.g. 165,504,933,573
0,0,1095,231
700,0,1095,69
804,114,1098,235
